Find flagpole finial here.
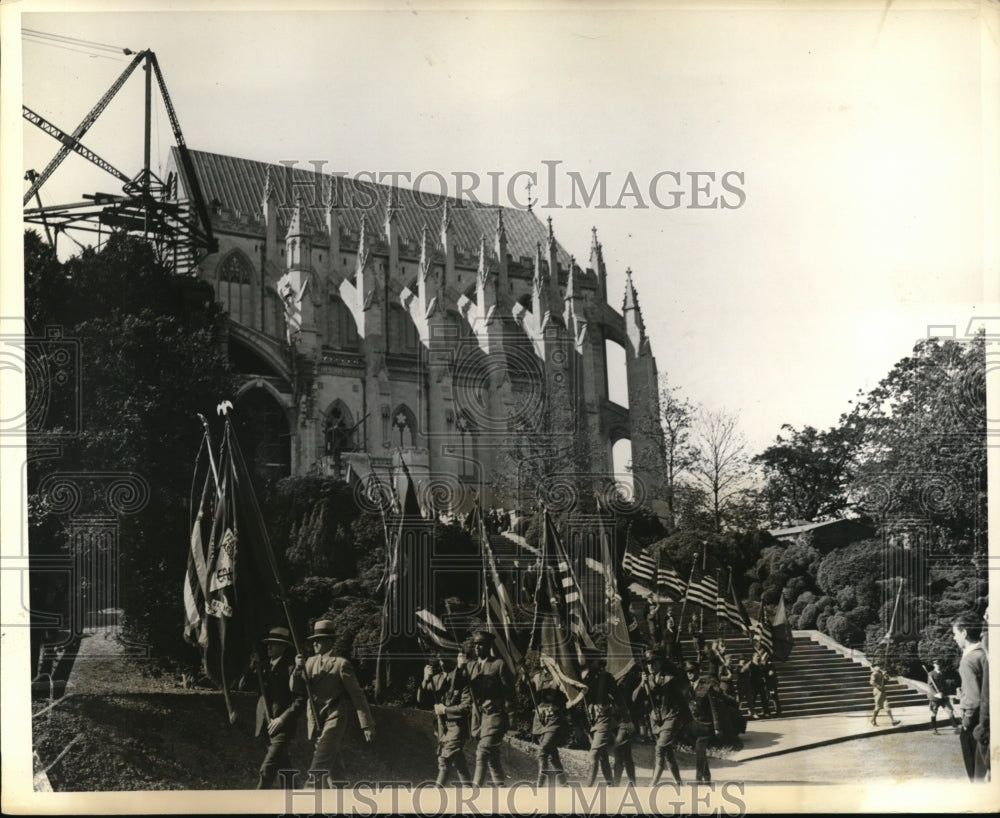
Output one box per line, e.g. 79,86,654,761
197,413,209,430
217,400,234,416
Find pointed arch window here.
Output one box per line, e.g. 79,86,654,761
392,404,418,448
218,251,255,325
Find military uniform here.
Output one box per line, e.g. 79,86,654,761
634,661,689,786
466,634,514,786
686,662,719,783
869,665,899,726
581,661,626,787
528,668,570,786
418,665,472,786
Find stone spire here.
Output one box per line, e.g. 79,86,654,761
546,215,560,307
494,207,509,298
590,225,607,302
384,187,399,277
325,174,340,273
623,267,648,356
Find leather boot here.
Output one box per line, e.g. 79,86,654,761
650,761,664,787
536,758,547,787
669,759,682,785
555,772,569,788
472,761,487,787
586,759,600,787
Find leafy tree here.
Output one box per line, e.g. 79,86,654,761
24,231,238,671
753,424,855,526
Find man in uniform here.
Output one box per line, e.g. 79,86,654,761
523,659,570,787
255,626,305,789
418,651,472,786
685,660,719,783
634,648,689,786
291,619,375,787
581,646,628,787
465,630,514,786
926,659,957,735
869,661,901,727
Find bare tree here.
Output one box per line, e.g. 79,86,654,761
658,376,697,530
689,407,751,532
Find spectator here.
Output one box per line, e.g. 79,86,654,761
952,611,988,781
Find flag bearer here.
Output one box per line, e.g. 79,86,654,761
634,648,688,786
465,630,514,786
524,661,571,787
292,619,375,787
580,646,628,787
418,651,473,786
255,626,305,789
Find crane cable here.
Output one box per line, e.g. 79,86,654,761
22,28,130,59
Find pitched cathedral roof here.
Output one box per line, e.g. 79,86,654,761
173,148,576,269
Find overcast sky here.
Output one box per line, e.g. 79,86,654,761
10,1,997,456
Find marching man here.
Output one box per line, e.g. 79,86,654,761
291,619,375,787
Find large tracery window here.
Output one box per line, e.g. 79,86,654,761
218,251,255,326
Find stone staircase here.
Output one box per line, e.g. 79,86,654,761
677,617,928,717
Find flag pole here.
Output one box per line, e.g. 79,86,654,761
221,412,321,729
675,548,699,648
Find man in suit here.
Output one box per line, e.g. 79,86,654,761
255,626,305,788
952,611,988,781
291,619,375,787
464,630,514,786
418,651,473,786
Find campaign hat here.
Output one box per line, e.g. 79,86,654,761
471,629,495,645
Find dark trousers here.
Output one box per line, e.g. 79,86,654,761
694,735,711,782
436,739,471,786
258,732,292,789
960,715,986,781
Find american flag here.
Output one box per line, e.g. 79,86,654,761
622,541,656,584
655,551,687,601
416,608,461,651
684,559,719,611
716,569,752,633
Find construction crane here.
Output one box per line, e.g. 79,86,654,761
22,48,217,266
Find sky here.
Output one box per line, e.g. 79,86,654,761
7,1,998,456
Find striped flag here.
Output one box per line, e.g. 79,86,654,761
622,541,656,585
542,510,595,648
593,508,636,682
716,570,752,633
655,551,686,601
537,614,589,707
752,603,774,656
474,500,524,674
685,560,719,611
183,472,213,648
416,608,461,651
